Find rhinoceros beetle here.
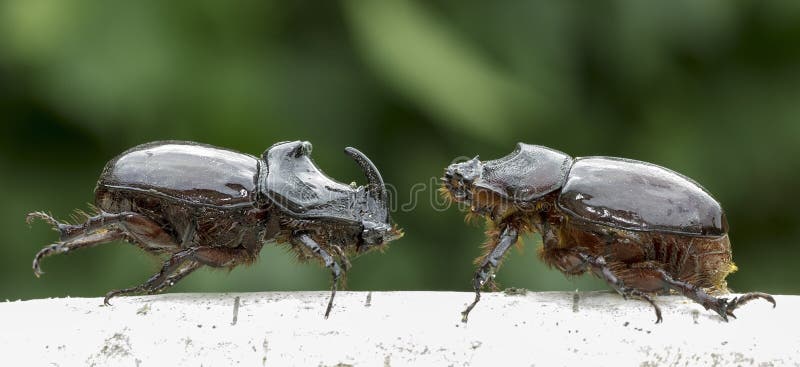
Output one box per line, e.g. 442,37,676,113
28,140,402,317
442,143,775,323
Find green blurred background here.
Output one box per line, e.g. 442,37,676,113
2,0,799,301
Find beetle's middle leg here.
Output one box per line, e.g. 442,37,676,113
567,253,664,323
104,246,256,304
462,226,519,323
148,261,202,294
294,233,343,319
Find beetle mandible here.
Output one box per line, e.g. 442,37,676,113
442,143,775,323
28,140,402,317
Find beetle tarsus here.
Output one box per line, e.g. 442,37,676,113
462,226,518,323
26,211,58,227
461,268,489,322
622,287,663,323
712,292,776,321
32,244,61,277
730,292,776,309
324,260,343,319
26,212,77,240
104,256,208,306
637,268,774,322
296,233,343,319
104,287,136,305
324,278,338,319
461,288,481,323
31,227,126,279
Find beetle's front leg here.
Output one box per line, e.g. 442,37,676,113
462,226,518,323
295,233,343,318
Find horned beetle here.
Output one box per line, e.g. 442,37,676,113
443,143,774,323
28,140,402,317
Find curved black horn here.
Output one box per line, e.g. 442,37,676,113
345,147,388,212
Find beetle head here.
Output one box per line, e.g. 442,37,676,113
442,156,482,204
358,220,403,253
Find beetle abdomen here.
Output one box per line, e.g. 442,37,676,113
96,141,260,208
554,220,735,291
557,157,727,236
634,229,734,290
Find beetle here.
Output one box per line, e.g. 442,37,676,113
442,143,775,323
28,140,402,317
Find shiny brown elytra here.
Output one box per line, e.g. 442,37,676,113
27,140,402,317
443,143,775,323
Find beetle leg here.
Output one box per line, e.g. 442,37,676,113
28,211,154,243
104,248,196,305
295,233,342,319
148,261,202,294
26,211,106,242
105,261,201,301
462,226,519,323
31,211,184,278
577,253,664,323
29,211,180,252
104,246,255,305
722,293,776,318
644,268,775,322
32,229,126,277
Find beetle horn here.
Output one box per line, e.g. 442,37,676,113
344,147,388,213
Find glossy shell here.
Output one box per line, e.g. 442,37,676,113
557,157,728,236
262,141,359,221
97,141,259,208
479,143,573,201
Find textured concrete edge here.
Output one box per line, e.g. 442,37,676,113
0,291,795,366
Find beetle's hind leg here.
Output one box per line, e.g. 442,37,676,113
33,229,126,277
27,210,126,243
720,293,776,319
29,211,181,277
637,268,775,322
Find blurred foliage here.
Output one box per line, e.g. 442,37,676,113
1,0,799,301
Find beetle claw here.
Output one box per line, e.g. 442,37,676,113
32,243,64,278
708,293,776,321
104,286,144,306
103,292,115,306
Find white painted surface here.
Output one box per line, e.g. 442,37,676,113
0,291,795,366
